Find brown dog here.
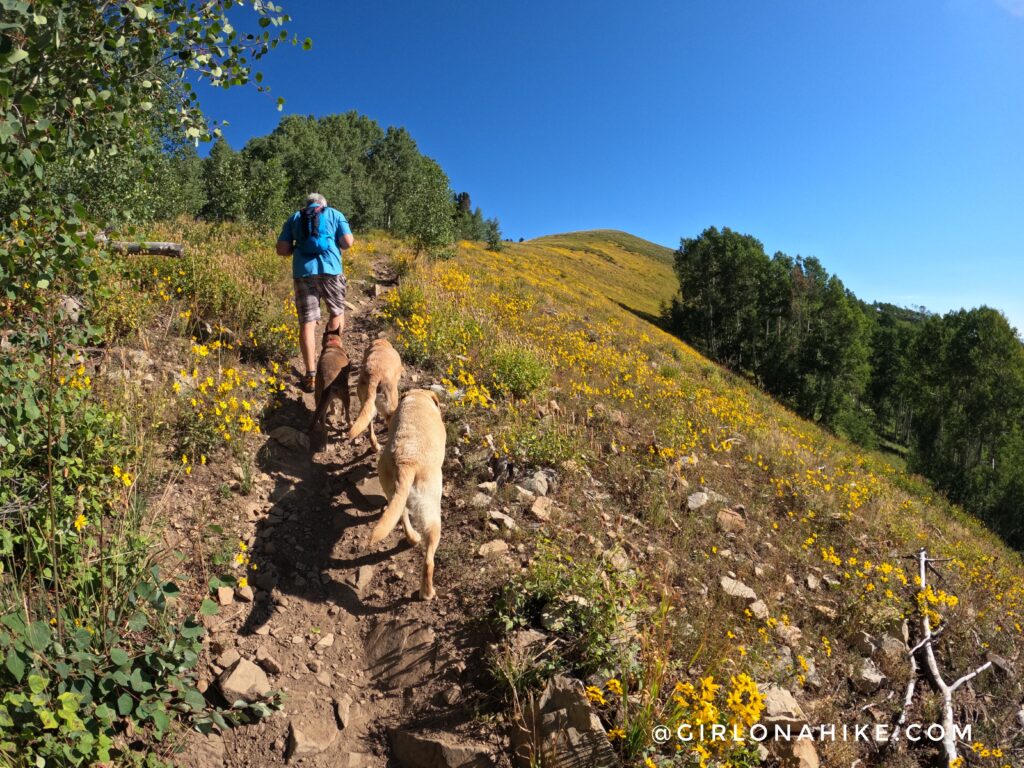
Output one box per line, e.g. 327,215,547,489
368,389,445,600
309,330,352,440
347,338,403,451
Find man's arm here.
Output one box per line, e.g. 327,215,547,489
338,232,354,250
277,216,294,256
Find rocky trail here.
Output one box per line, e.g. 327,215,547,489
177,264,514,768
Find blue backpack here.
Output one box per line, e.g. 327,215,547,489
296,205,333,255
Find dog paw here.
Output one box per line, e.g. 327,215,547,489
416,587,436,601
405,530,422,546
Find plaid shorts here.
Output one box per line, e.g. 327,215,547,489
293,274,347,324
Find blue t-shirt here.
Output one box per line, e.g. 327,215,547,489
278,206,353,278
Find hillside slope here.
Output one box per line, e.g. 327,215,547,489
509,229,678,319
383,231,1024,767
31,225,1021,768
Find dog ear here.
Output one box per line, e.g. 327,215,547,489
429,390,441,407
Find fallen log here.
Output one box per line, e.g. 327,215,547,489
105,239,185,257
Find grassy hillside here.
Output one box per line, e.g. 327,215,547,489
383,231,1024,767
511,229,678,319
9,223,1019,767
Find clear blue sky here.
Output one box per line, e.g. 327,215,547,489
199,1,1024,332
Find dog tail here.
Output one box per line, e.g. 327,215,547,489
369,464,415,546
347,373,380,439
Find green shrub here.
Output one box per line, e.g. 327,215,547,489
487,344,549,399
495,539,640,679
505,421,581,466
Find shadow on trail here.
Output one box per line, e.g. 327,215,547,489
235,354,408,636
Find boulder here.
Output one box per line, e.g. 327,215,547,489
471,491,493,509
314,633,335,650
513,675,619,768
216,586,234,607
217,658,270,704
805,573,821,591
387,729,495,768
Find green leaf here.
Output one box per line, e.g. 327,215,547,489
199,599,219,617
129,667,149,692
116,692,133,716
94,703,115,724
57,691,79,713
5,650,25,682
109,647,129,666
27,674,48,694
152,707,170,733
302,37,312,51
127,612,148,632
182,688,206,711
38,709,57,729
25,621,50,652
35,279,49,289
6,48,28,64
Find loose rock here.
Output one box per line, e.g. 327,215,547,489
387,729,496,768
720,576,757,605
255,646,284,675
286,714,339,761
217,658,270,704
269,426,310,452
530,497,554,521
478,540,509,558
513,675,619,768
716,508,746,534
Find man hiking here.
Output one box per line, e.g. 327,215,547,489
276,193,355,392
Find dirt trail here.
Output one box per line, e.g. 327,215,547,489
180,264,509,768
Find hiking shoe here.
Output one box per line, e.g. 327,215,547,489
299,372,316,394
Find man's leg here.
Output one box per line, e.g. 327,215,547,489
299,321,318,374
294,278,320,391
322,273,347,339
